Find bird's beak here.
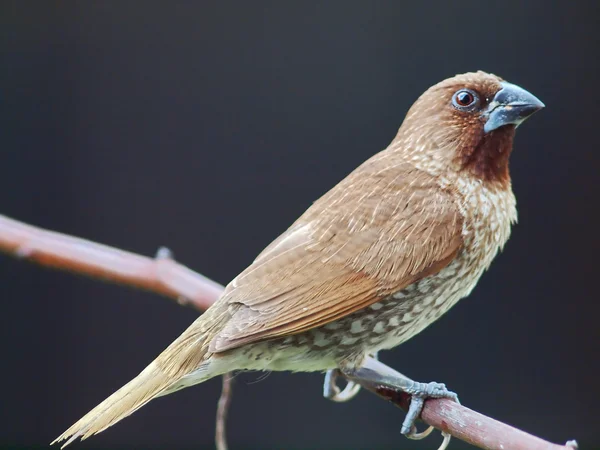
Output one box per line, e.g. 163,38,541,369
483,82,545,133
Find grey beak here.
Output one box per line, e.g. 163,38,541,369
483,82,545,133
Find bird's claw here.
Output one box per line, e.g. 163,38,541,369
438,431,452,450
406,424,451,450
405,423,434,440
323,369,361,402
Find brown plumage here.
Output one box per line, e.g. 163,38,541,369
53,71,543,446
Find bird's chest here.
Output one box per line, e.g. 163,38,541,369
361,180,517,351
454,179,517,275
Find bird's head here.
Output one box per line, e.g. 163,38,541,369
395,71,544,188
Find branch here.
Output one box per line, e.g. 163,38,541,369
0,214,578,450
368,388,577,450
0,215,224,310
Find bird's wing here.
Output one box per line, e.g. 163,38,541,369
210,161,463,352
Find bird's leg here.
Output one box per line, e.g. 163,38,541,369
339,356,459,436
323,352,378,402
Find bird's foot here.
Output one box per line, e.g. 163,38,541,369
323,369,361,402
400,380,459,434
339,356,459,449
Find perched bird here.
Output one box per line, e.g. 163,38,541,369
54,71,544,446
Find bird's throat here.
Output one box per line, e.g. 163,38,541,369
462,126,515,188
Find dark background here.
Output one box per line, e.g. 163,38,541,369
1,1,598,449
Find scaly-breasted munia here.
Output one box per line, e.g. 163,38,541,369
54,71,544,446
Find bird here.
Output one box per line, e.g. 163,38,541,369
53,71,544,446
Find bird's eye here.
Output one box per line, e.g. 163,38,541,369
452,89,479,111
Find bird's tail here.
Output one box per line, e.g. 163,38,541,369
52,304,230,447
53,363,180,448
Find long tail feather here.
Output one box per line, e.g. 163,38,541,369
53,303,230,447
52,363,177,447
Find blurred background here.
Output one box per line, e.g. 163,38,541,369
1,1,598,449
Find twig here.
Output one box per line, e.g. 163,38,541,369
216,372,234,450
0,214,578,450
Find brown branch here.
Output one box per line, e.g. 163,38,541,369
368,387,577,450
0,214,578,450
0,215,224,310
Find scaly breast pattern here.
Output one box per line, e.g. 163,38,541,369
231,177,516,372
